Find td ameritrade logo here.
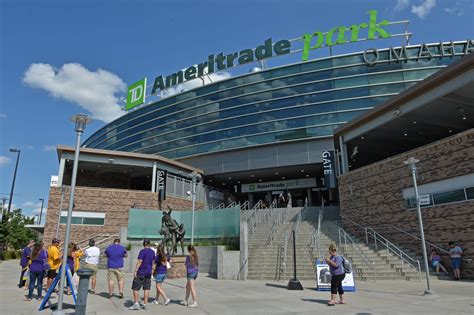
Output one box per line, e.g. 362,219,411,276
125,10,392,110
149,10,390,95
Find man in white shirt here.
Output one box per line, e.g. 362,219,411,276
84,239,100,294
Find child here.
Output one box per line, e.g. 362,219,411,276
152,244,170,306
429,249,448,276
180,245,199,308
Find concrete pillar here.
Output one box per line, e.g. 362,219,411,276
57,158,66,187
248,193,254,209
339,136,349,174
239,220,248,280
307,188,313,206
75,268,93,315
151,162,157,192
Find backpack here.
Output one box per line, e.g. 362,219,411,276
341,256,352,274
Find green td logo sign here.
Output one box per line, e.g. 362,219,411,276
126,78,147,110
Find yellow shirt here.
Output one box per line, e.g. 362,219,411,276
48,245,61,270
74,250,83,272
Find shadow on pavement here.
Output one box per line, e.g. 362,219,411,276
301,298,328,305
265,283,287,289
96,291,112,300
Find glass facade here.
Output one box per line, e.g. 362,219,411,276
83,43,466,160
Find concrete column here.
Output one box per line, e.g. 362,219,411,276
57,158,66,187
248,193,254,209
239,220,248,280
151,162,157,192
307,188,313,206
339,136,349,174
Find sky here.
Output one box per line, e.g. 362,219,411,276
0,0,473,220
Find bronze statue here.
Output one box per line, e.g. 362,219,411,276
159,207,184,255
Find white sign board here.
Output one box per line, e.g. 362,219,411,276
241,178,316,193
209,190,224,200
419,195,431,206
315,261,356,292
50,175,59,187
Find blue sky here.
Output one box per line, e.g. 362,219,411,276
0,0,473,219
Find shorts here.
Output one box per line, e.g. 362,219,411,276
132,275,151,291
154,273,167,283
451,258,462,269
432,261,440,267
107,268,125,282
84,263,98,279
47,269,58,279
187,271,198,280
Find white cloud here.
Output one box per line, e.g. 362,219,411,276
32,207,47,215
22,201,37,208
395,0,410,12
0,113,6,118
23,63,126,123
24,145,34,150
161,70,231,97
0,156,12,167
444,6,464,16
43,145,57,152
411,0,437,18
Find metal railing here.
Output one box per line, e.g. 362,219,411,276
266,206,289,245
384,226,472,263
338,228,377,282
277,231,290,280
240,201,249,211
365,227,422,281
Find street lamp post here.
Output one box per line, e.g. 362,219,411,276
6,148,21,221
404,157,433,295
189,171,201,245
38,198,44,225
55,114,91,315
55,186,67,239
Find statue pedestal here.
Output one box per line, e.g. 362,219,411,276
168,255,187,279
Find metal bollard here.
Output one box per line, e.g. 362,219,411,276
75,268,93,315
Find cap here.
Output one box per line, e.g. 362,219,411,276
52,238,60,243
143,238,150,245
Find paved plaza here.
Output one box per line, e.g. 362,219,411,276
1,260,473,315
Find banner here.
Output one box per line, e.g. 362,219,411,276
241,178,316,193
157,169,167,201
322,150,336,189
315,260,356,292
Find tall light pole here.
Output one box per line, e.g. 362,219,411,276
6,148,21,221
38,198,44,225
55,114,91,315
404,157,433,295
55,186,67,239
189,171,201,245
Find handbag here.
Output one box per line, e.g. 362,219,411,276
166,261,171,269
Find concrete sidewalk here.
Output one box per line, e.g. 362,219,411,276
1,259,473,314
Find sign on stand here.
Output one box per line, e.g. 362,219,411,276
419,195,431,206
315,259,356,292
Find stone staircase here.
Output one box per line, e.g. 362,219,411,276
75,233,118,269
247,207,432,282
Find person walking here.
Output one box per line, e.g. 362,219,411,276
180,245,199,308
73,244,83,273
129,239,155,310
105,238,128,299
324,244,345,306
19,240,34,288
84,239,100,294
152,244,170,306
66,243,77,295
24,242,47,301
47,239,62,291
448,241,463,280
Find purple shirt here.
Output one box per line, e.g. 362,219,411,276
29,250,47,273
105,244,127,269
185,256,198,274
137,248,155,277
67,255,74,272
431,254,441,262
20,246,32,267
329,255,344,275
154,254,170,275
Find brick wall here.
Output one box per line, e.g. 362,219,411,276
338,130,474,279
43,186,203,245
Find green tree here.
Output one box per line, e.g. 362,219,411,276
0,208,36,250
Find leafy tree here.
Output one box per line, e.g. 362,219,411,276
0,208,36,250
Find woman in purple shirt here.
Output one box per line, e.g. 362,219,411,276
324,244,346,306
152,244,171,306
24,242,47,301
180,245,199,308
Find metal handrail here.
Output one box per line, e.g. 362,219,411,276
226,202,237,208
240,201,249,211
365,227,422,281
338,228,377,282
266,206,289,245
388,226,472,263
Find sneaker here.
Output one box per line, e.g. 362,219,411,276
188,302,198,308
128,303,141,310
119,292,124,299
179,300,188,306
141,304,147,310
152,300,160,305
164,298,170,306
